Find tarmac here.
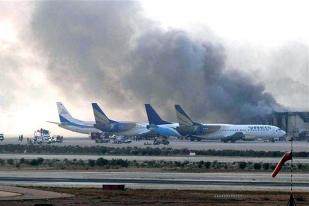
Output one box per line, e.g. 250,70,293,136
0,138,305,193
1,137,306,151
0,185,72,200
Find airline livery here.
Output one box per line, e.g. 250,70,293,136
145,104,286,142
47,102,100,134
91,103,150,136
48,102,286,142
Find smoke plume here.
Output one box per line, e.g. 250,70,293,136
30,1,281,123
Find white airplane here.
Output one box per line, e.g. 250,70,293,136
47,102,101,134
145,104,286,142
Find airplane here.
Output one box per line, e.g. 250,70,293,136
47,102,101,134
175,105,287,142
92,103,150,137
145,104,180,137
145,104,286,142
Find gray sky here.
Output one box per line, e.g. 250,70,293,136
0,0,309,136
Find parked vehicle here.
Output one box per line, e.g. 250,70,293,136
91,132,110,143
32,129,63,144
52,135,64,143
153,137,169,145
111,136,132,144
33,128,50,144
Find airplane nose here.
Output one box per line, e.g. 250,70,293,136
281,130,286,136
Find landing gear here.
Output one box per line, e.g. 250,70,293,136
190,137,202,142
221,138,236,143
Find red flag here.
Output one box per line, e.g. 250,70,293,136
272,152,292,178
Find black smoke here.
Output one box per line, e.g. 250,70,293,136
30,1,282,123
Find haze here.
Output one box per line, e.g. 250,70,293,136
0,0,308,136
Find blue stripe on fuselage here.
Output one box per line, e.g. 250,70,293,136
59,115,94,129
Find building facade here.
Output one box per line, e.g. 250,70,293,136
272,112,309,140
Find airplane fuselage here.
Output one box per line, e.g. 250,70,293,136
58,120,100,134
59,119,150,136
203,124,286,141
155,123,286,141
95,122,150,136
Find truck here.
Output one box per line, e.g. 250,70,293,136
33,128,50,144
153,137,169,145
32,129,63,144
90,132,110,143
49,135,64,143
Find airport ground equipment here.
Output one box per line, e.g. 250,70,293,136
0,134,4,141
33,128,50,144
90,132,133,144
51,135,63,143
111,136,132,144
90,132,110,143
153,137,169,145
143,138,169,145
32,129,63,144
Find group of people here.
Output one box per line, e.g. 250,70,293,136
18,134,23,142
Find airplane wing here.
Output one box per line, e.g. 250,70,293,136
46,121,60,125
222,132,245,143
224,132,255,141
243,134,256,141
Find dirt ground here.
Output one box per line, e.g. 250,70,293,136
1,187,308,206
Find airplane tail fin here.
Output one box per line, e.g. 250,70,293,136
175,105,195,127
145,104,171,125
57,102,73,123
92,103,113,125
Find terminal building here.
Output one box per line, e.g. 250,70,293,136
271,112,309,140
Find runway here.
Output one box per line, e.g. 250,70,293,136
0,171,307,191
2,137,308,152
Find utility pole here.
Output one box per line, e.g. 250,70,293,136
286,112,297,205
